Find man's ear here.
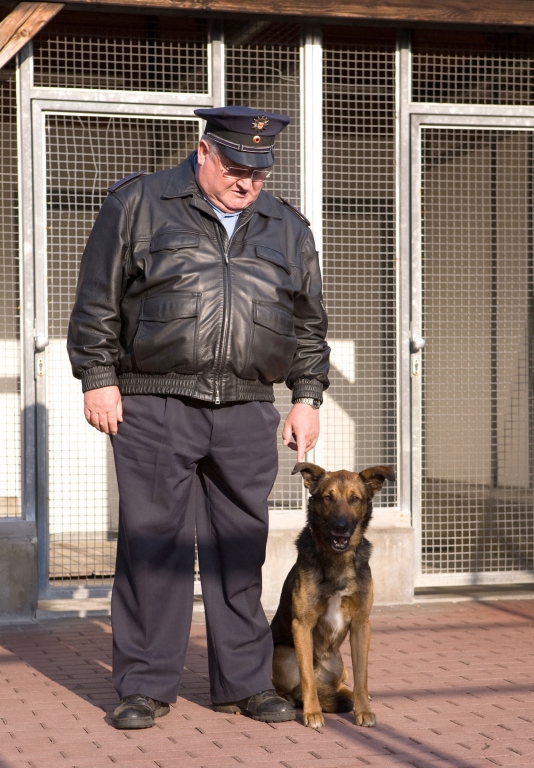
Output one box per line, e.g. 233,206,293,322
196,139,210,166
359,465,396,498
292,462,326,493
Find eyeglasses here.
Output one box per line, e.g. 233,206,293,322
219,159,273,182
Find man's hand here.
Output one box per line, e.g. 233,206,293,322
84,385,123,435
282,404,320,462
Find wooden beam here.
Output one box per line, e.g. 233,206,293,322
0,2,63,69
65,0,534,26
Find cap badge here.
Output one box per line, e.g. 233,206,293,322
253,135,261,144
252,116,269,132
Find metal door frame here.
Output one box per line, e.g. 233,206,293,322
34,104,206,598
411,112,534,587
18,33,222,598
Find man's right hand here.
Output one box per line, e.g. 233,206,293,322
84,385,123,435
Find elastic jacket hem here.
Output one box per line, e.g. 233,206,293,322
81,367,323,404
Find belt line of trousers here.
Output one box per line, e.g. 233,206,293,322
110,394,281,704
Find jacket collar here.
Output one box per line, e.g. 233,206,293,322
162,152,283,219
162,152,198,199
255,190,283,219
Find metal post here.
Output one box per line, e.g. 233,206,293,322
17,43,36,526
300,26,322,254
396,30,413,529
528,133,534,494
490,135,498,490
30,88,50,596
300,26,322,475
210,20,225,108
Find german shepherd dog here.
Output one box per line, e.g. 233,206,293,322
271,462,395,730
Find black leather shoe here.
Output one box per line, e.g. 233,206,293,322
212,689,296,722
112,694,170,729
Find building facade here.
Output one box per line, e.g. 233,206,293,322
2,3,534,615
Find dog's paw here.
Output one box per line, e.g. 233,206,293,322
355,710,376,727
304,711,325,729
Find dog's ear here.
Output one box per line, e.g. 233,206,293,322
359,465,396,498
292,462,326,493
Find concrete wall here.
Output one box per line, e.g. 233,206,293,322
0,519,38,621
262,525,414,610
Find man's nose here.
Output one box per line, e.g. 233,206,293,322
236,176,254,191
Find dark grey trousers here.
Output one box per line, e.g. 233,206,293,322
110,394,280,705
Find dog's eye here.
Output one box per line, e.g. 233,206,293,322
350,495,361,503
323,494,333,502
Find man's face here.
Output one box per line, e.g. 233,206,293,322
196,139,266,213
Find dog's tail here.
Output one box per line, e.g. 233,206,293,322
318,684,354,713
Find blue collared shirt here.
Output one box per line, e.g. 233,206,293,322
204,197,241,240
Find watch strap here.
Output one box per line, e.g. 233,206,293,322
293,397,321,409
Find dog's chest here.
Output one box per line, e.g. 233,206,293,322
320,588,352,639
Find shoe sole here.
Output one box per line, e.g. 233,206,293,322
113,704,170,729
212,704,296,723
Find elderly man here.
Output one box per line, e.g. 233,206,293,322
68,106,330,729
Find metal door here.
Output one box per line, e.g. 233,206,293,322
32,102,202,596
412,115,534,587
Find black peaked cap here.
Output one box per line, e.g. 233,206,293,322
195,106,290,168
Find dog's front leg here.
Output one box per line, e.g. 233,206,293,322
291,618,323,729
349,618,376,727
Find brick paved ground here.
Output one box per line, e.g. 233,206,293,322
1,599,534,768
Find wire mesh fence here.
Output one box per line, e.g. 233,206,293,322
0,62,21,518
322,26,397,505
225,21,303,510
420,127,534,573
412,29,534,106
15,13,534,591
33,11,209,93
46,114,200,584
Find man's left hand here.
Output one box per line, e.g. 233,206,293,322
282,404,320,462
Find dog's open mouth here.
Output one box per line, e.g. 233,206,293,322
331,535,350,552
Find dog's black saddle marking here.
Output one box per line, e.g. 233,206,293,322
107,170,146,194
278,197,311,226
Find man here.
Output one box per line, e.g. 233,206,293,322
68,106,330,729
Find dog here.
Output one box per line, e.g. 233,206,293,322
270,462,395,729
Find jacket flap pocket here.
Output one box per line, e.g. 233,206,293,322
253,302,294,336
141,293,199,321
255,245,291,274
150,232,200,253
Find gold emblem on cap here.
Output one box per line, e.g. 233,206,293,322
253,135,261,144
252,116,269,132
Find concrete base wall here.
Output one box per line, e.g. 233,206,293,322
366,526,415,605
0,520,38,621
262,526,415,610
0,521,413,619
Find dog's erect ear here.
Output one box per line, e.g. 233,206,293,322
359,465,396,498
292,462,326,493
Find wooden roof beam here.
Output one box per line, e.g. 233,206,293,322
0,2,63,69
63,0,534,27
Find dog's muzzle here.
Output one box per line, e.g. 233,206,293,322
331,534,350,552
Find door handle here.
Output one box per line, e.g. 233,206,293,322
411,335,426,353
35,334,49,352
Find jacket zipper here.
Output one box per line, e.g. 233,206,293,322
213,216,249,405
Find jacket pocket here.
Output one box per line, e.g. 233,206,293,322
133,292,200,374
241,301,298,383
255,245,292,274
150,231,200,253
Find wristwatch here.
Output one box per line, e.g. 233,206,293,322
293,397,321,410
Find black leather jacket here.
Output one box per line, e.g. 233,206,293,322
68,153,330,404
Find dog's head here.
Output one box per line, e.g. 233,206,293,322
292,463,396,553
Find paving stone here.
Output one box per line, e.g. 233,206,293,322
0,600,533,768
